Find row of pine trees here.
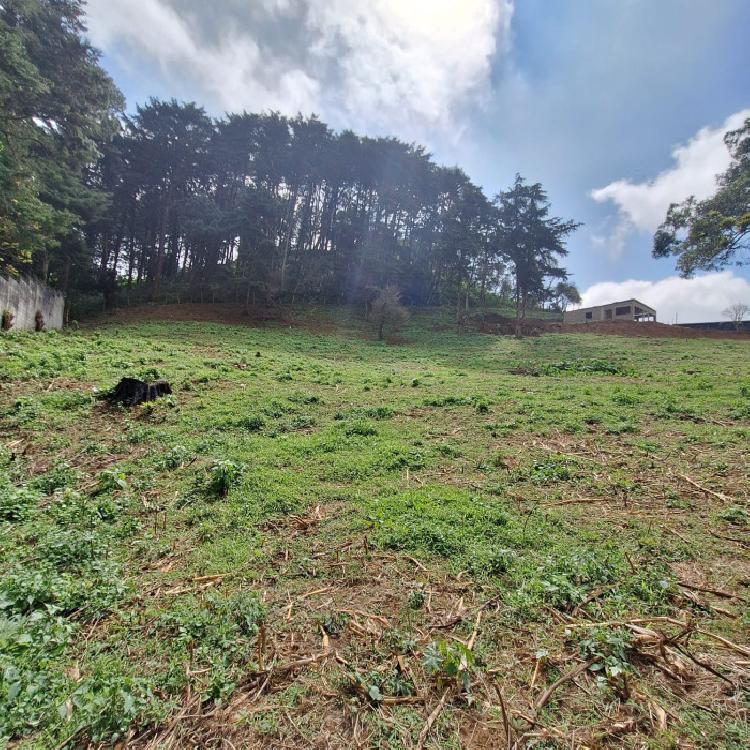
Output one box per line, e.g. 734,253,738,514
1,1,582,318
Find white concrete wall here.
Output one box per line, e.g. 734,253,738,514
564,301,655,324
0,276,65,331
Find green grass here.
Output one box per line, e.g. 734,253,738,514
1,308,748,748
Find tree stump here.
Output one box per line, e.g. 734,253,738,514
105,378,172,407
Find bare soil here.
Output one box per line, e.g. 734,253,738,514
475,312,750,340
95,304,750,341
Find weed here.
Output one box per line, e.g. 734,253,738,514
343,420,378,437
237,414,266,431
578,627,633,690
718,505,748,526
423,640,474,691
96,469,128,494
0,477,40,522
204,460,246,498
158,444,192,470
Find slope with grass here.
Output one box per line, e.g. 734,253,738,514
1,310,748,748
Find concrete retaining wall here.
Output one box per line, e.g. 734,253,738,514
0,276,65,331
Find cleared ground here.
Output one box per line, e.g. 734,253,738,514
1,308,748,748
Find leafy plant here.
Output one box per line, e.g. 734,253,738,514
205,460,246,498
343,420,378,437
718,505,748,526
96,469,128,494
423,640,474,691
578,627,633,690
158,444,192,470
0,478,40,522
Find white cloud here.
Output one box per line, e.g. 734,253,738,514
587,108,750,262
590,217,632,261
577,272,750,324
590,108,750,233
85,0,321,115
305,1,512,135
85,0,512,140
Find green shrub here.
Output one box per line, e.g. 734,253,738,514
237,414,265,431
0,478,40,522
423,640,474,691
158,444,192,470
343,420,378,437
205,460,246,498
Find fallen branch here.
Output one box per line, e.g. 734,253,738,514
467,610,483,651
678,474,734,504
675,645,735,688
566,619,750,658
695,629,750,658
543,497,607,508
493,683,513,750
571,584,616,616
678,581,747,604
416,688,449,750
192,573,233,583
285,585,335,620
435,594,502,629
709,530,750,548
533,657,596,712
239,649,332,691
339,608,390,627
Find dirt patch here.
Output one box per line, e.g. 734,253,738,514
87,303,289,327
554,320,750,340
473,313,750,340
87,304,749,341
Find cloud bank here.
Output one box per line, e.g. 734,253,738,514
578,272,750,324
591,108,750,233
588,108,750,260
85,0,513,140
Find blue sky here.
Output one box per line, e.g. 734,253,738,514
85,0,750,321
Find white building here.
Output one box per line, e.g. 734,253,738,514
564,298,656,324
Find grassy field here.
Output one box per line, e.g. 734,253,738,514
1,309,748,749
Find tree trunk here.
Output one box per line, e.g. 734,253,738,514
514,282,522,338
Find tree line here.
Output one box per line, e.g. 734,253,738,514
1,1,588,322
86,102,585,317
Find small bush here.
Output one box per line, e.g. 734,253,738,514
158,444,192,470
29,463,81,495
343,420,378,437
238,414,266,431
205,460,246,498
0,478,40,522
523,359,632,377
719,505,748,526
578,627,633,689
423,640,474,691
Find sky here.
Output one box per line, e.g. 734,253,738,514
83,0,750,323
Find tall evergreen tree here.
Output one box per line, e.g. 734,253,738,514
0,0,123,277
495,175,581,335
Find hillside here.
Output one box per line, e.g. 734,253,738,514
1,312,748,748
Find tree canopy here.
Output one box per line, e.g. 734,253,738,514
0,0,123,276
0,1,581,320
653,117,750,275
494,175,581,331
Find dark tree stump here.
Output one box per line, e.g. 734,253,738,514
106,378,172,407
